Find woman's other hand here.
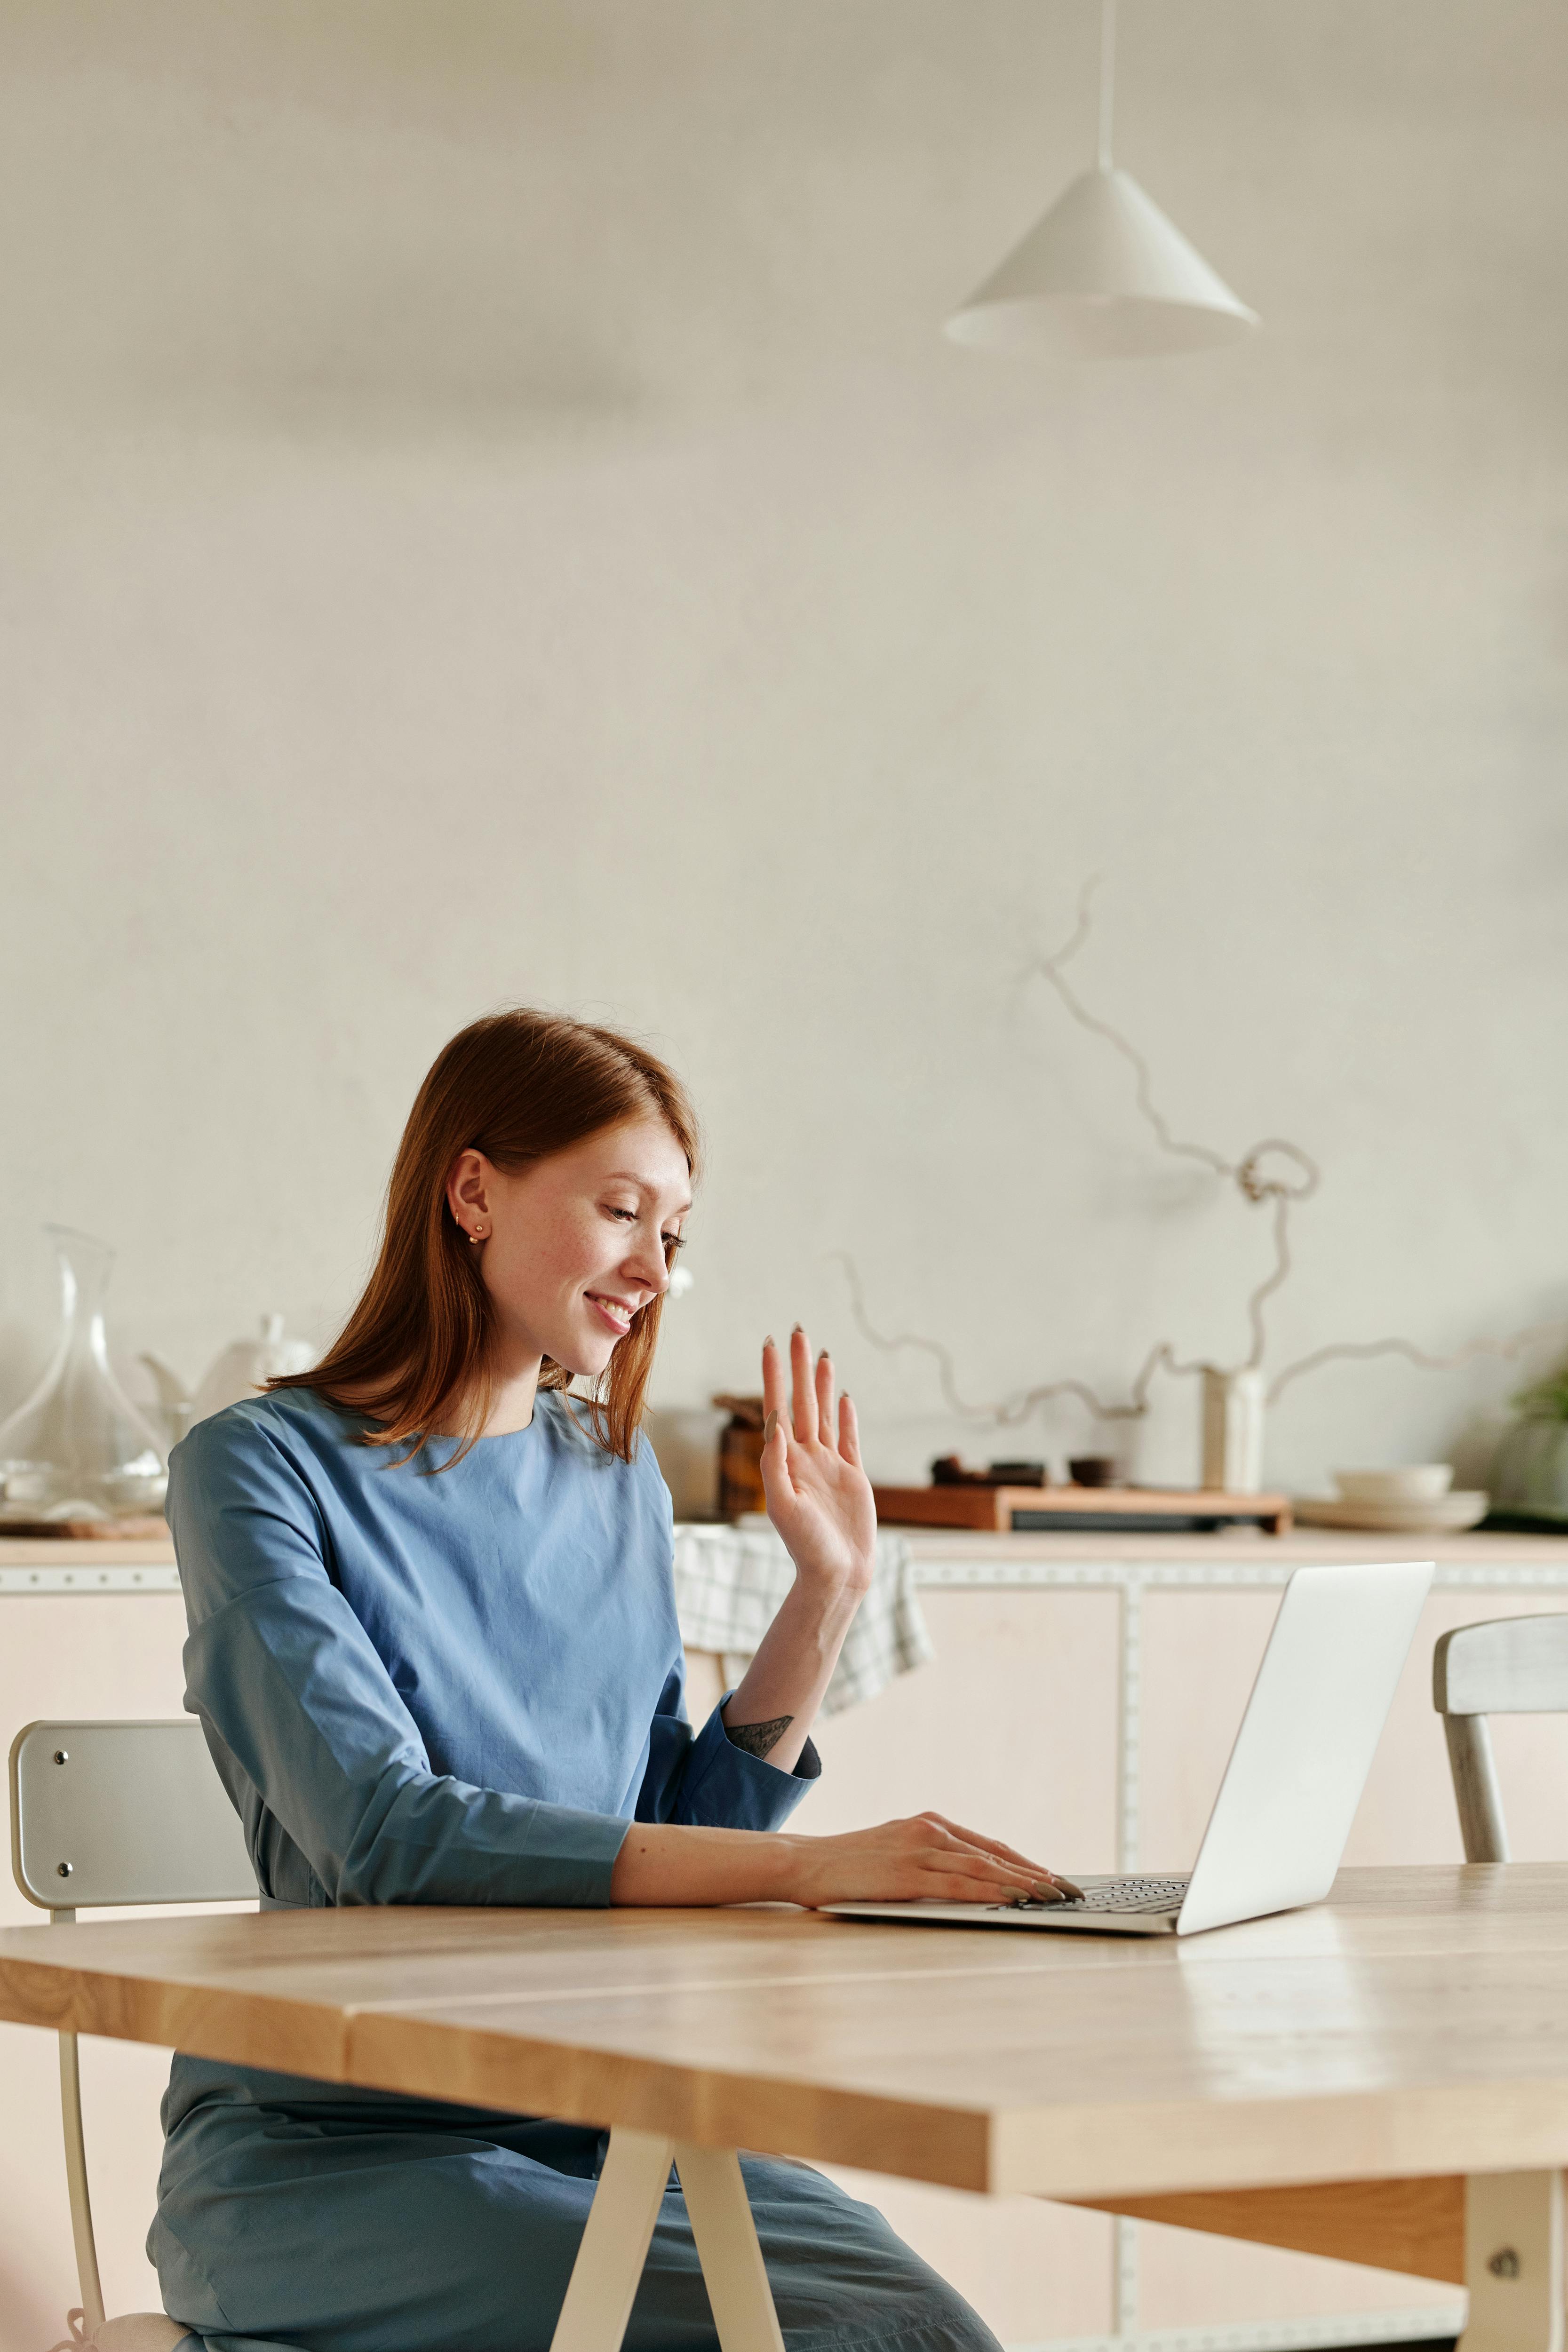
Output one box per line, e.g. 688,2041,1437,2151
759,1328,876,1598
784,1813,1084,1909
610,1809,1085,1908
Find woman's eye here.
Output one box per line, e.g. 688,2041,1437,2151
663,1234,685,1255
604,1206,637,1223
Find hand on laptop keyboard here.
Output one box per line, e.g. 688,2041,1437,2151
791,1811,1085,1908
1005,1875,1189,1914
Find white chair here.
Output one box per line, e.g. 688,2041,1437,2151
1432,1613,1568,1861
9,1718,256,2352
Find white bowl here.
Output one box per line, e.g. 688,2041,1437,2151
1333,1464,1454,1506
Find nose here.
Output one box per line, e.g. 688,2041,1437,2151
621,1225,669,1298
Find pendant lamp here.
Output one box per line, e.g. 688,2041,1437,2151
945,0,1258,359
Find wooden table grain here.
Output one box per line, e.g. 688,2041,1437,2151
3,1865,1566,2352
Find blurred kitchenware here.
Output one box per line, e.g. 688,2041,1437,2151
0,1227,167,1520
1296,1489,1487,1534
713,1394,766,1520
931,1456,1048,1488
1068,1455,1118,1487
1334,1464,1454,1506
643,1405,727,1520
1201,1367,1265,1494
191,1314,315,1424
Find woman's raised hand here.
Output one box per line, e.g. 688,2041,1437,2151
759,1328,876,1599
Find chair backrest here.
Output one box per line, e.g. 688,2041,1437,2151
9,1719,255,1910
1431,1614,1568,1865
1433,1613,1568,1717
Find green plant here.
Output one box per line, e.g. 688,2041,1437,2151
1513,1357,1568,1421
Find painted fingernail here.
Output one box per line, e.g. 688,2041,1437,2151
818,1348,829,1363
763,1410,779,1444
764,1334,775,1349
792,1322,804,1335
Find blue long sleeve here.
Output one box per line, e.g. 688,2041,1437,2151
167,1388,817,1913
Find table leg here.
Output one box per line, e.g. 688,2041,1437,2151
548,2130,788,2352
676,2144,787,2352
550,2128,677,2352
1459,2172,1565,2352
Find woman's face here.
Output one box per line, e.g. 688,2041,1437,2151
446,1115,692,1379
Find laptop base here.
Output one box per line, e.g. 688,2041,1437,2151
825,1875,1189,1937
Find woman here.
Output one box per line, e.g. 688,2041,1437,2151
153,1009,1072,2352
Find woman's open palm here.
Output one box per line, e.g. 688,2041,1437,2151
759,1328,877,1596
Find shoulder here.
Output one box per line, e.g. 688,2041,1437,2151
169,1387,357,1519
165,1390,364,1612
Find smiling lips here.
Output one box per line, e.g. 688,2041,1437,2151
586,1293,638,1337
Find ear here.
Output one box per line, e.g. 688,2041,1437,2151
446,1149,493,1238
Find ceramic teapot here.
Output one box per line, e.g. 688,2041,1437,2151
194,1313,315,1421
141,1314,316,1448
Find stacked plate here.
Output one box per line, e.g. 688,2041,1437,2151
1294,1464,1488,1534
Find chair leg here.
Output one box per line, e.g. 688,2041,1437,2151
1445,1716,1511,1865
676,2145,787,2352
549,2130,677,2352
1459,2171,1564,2352
58,2030,106,2334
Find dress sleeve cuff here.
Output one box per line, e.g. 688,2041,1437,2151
674,1693,820,1830
516,1800,632,1906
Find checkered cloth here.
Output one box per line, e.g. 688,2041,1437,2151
670,1520,932,1716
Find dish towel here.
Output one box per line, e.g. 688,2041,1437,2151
671,1521,933,1716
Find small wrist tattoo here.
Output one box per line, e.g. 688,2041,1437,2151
725,1713,794,1759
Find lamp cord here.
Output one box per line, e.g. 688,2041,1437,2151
1098,0,1117,171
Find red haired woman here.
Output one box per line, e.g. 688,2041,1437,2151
151,1010,1068,2352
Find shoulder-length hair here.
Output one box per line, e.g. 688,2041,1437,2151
270,1009,698,1466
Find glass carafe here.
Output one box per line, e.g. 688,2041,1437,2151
0,1226,168,1520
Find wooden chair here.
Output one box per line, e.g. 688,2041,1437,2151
1432,1614,1568,1861
8,1718,256,2352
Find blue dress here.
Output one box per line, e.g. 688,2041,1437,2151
152,1388,999,2352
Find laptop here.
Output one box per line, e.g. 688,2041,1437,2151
825,1558,1433,1939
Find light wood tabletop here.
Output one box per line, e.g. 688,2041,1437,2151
4,1862,1568,2196
5,1864,1567,2352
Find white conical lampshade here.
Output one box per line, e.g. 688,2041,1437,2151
946,165,1258,358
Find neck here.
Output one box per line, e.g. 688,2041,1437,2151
334,1332,548,1441
470,1331,544,1437
427,1317,547,1440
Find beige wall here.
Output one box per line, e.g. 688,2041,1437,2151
1,0,1566,1493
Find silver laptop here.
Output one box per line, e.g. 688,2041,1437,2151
826,1558,1433,1939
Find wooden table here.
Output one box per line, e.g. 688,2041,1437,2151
2,1867,1566,2352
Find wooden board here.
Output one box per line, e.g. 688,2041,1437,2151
0,1515,170,1540
2,1866,1567,2205
1070,2175,1465,2283
873,1484,1294,1534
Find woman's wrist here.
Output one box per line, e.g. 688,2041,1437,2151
783,1553,872,1616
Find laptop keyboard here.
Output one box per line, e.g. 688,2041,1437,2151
995,1876,1190,1915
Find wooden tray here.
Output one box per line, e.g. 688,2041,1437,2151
0,1515,170,1540
873,1485,1293,1535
